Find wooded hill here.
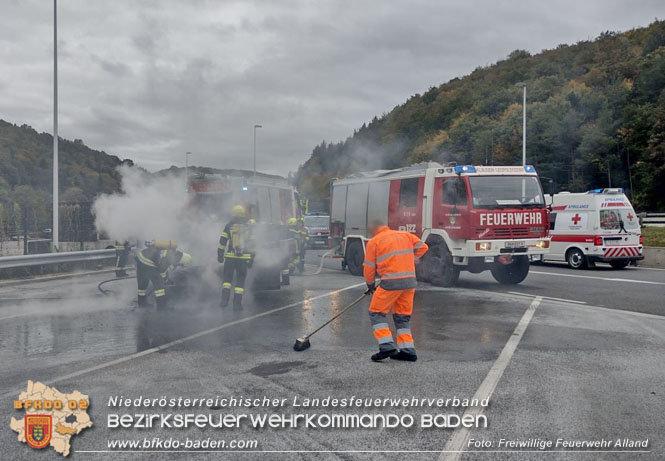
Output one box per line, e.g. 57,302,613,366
0,120,132,236
295,21,665,211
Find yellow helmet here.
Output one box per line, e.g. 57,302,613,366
232,205,246,218
179,252,193,267
287,217,298,226
248,218,256,224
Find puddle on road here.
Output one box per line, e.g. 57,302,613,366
249,361,306,377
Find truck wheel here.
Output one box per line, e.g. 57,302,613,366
422,245,459,287
566,248,586,269
345,240,364,276
610,260,629,270
491,256,530,284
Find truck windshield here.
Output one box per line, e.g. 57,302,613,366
304,216,329,227
468,176,544,208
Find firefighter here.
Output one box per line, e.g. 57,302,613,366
363,220,428,362
287,217,306,275
114,240,131,277
136,241,192,309
218,205,254,309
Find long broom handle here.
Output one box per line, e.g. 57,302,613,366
305,292,369,339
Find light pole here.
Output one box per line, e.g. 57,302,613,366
253,124,262,176
515,82,526,166
52,0,59,250
185,151,192,192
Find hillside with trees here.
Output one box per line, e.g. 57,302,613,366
0,120,132,238
295,20,665,211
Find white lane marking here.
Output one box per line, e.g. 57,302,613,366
439,296,542,461
530,270,665,285
508,291,587,305
0,282,365,399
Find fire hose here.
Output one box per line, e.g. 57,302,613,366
301,248,335,276
97,275,134,295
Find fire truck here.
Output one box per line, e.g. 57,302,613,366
330,163,550,286
188,173,299,289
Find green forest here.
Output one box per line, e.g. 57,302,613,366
0,120,131,237
295,21,665,211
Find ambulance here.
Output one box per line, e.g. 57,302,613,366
544,188,644,269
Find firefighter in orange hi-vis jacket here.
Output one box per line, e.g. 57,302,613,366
363,220,429,362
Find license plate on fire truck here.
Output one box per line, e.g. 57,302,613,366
505,241,526,249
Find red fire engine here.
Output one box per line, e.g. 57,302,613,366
330,163,550,286
188,173,300,289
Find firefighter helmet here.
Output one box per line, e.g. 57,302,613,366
179,252,193,267
232,205,246,218
287,217,298,226
248,218,256,224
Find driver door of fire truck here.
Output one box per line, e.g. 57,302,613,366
433,176,469,241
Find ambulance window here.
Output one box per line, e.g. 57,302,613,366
442,179,467,206
399,178,419,208
550,212,557,230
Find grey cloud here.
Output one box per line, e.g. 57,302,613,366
1,0,665,176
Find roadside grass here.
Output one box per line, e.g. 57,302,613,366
642,226,665,247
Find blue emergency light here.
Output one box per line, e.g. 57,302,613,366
454,165,476,174
588,188,624,194
524,165,536,173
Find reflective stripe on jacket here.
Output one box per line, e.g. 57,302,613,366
363,226,428,290
138,247,182,272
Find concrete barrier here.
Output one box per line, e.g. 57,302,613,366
643,246,665,268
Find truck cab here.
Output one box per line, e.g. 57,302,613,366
545,188,643,269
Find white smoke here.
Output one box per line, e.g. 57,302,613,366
93,165,221,281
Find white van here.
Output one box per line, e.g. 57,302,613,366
544,188,644,269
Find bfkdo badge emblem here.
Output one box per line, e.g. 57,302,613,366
25,415,52,449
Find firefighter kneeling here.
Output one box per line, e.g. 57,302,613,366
136,240,192,309
218,205,254,309
363,220,428,362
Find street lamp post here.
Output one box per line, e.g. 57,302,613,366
253,124,262,176
516,82,527,166
52,0,59,250
185,151,192,192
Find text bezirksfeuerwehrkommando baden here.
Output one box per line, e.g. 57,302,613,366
108,395,488,409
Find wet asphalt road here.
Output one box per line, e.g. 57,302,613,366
0,251,664,460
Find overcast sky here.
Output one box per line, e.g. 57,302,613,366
1,0,664,175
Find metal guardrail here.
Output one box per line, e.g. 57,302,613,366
642,212,665,227
0,249,116,270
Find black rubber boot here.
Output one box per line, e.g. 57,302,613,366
137,296,148,307
156,297,169,311
371,350,398,362
282,273,290,286
390,351,418,362
233,293,243,310
220,289,230,308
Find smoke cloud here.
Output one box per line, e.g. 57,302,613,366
92,166,225,296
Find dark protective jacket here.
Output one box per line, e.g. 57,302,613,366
218,218,254,260
137,246,184,276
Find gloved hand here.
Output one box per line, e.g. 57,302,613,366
365,282,376,294
247,256,254,268
217,253,225,264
